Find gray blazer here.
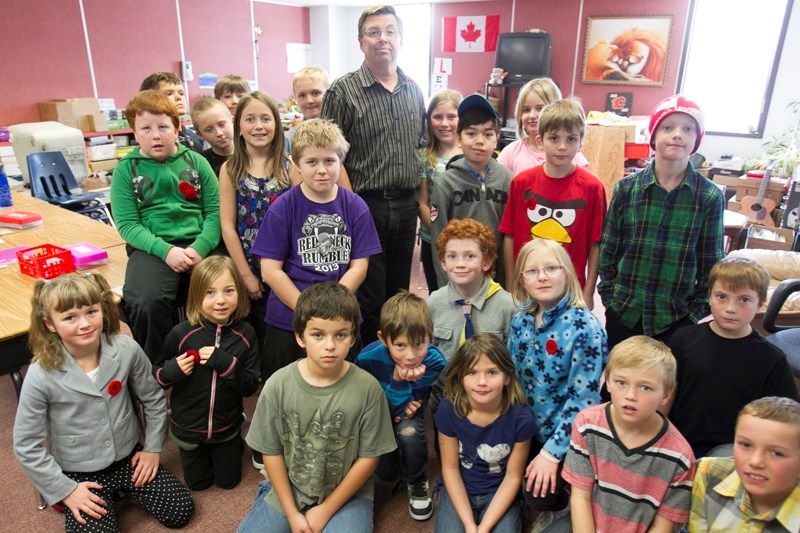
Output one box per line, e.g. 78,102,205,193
13,334,166,504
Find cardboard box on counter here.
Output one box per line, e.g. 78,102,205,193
88,158,118,173
745,224,795,251
38,98,104,133
609,116,649,143
735,177,786,205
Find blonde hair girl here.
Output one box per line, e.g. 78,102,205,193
15,273,193,529
510,238,585,314
506,238,607,522
418,90,463,292
497,77,589,174
435,333,535,532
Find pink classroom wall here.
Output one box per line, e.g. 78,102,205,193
0,0,690,127
179,0,256,105
0,0,307,127
252,3,311,104
84,0,182,110
0,0,94,126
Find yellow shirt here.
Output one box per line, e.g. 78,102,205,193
689,456,800,532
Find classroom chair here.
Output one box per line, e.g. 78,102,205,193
763,278,800,391
27,151,115,227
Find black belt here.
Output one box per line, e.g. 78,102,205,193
359,187,415,200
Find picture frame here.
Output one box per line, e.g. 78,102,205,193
582,15,673,86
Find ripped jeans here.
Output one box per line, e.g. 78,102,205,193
375,411,428,483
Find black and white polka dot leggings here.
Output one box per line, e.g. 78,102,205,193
62,448,194,532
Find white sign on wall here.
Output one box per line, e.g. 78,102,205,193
431,74,448,94
433,58,452,75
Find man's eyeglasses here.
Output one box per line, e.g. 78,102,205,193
363,29,398,39
522,265,564,279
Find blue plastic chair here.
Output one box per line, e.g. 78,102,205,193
763,278,800,384
27,151,114,226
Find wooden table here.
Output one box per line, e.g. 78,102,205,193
0,191,127,395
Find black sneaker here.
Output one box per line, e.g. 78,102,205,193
252,449,264,470
407,478,433,521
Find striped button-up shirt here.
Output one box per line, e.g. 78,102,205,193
321,63,425,194
598,161,724,335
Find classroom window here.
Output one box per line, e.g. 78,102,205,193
678,0,793,137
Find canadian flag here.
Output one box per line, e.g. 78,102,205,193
442,15,500,53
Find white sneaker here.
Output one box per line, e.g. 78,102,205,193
407,479,433,521
252,449,264,470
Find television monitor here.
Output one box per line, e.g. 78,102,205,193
494,32,552,83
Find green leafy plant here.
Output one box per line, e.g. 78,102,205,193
744,100,800,178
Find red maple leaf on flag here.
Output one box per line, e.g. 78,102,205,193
460,21,481,44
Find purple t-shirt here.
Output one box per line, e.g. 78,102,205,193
251,185,381,330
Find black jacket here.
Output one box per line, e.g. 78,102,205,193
153,318,260,443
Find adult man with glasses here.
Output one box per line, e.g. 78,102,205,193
322,4,426,347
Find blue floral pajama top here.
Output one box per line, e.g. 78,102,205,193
508,294,608,460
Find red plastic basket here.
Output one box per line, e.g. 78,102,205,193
16,244,75,279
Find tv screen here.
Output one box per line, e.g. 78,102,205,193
495,32,552,83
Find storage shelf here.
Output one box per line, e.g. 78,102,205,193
83,129,133,138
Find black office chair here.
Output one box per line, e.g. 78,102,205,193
27,151,114,227
763,278,800,385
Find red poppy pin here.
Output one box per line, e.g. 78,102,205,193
187,349,200,364
108,380,122,396
178,181,198,201
526,198,537,210
545,339,558,354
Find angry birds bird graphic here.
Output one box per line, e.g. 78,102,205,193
524,191,585,244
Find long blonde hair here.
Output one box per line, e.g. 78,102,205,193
28,273,120,371
511,238,585,313
421,90,462,169
226,91,288,189
444,333,527,418
513,77,561,139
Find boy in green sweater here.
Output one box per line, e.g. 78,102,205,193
111,90,220,359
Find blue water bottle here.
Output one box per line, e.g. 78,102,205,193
0,163,13,207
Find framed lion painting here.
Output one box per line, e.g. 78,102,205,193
582,15,673,86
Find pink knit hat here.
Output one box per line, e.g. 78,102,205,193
648,95,704,154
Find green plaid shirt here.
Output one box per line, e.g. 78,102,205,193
598,162,724,335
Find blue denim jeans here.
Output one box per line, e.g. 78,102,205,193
376,412,428,482
434,483,522,533
237,479,373,533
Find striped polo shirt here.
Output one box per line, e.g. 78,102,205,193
321,63,425,194
563,403,695,532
